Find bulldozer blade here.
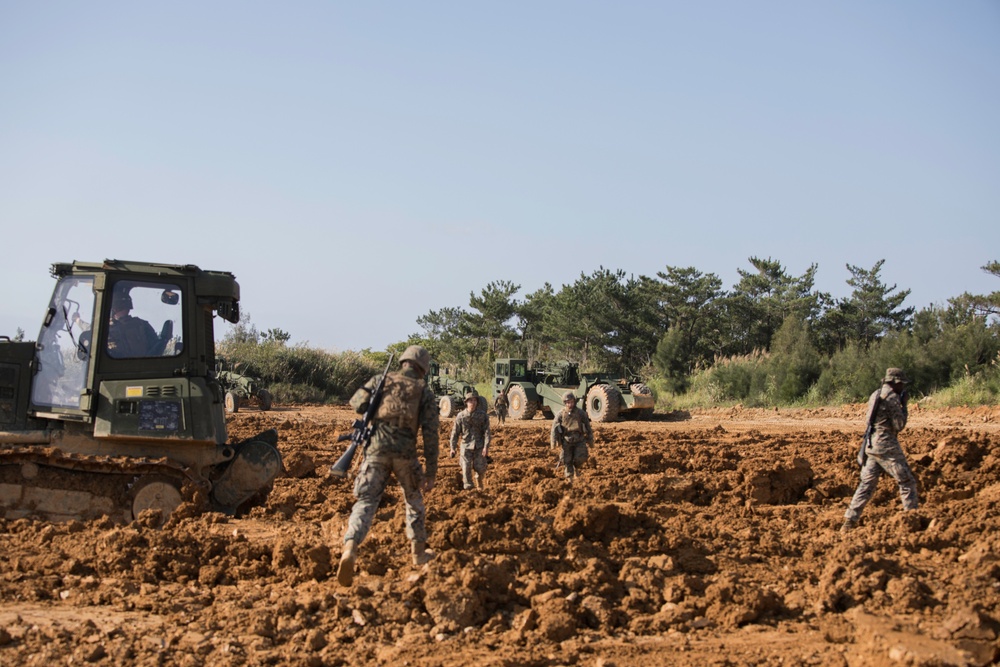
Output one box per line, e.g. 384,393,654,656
211,438,282,513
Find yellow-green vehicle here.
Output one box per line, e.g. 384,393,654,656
492,358,654,422
0,260,282,522
216,358,274,413
427,361,486,418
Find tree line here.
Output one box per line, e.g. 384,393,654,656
406,258,1000,404
219,259,999,406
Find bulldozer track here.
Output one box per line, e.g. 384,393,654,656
0,446,209,522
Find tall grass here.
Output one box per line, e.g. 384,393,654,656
921,352,1000,407
218,340,380,404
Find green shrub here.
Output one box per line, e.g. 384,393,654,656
219,340,380,403
768,316,822,402
688,352,770,406
813,343,880,403
922,352,1000,406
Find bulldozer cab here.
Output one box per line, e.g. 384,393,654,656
31,277,187,413
26,260,239,431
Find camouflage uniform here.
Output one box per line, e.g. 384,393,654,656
494,393,508,424
450,405,492,489
844,371,917,524
107,314,157,358
342,365,440,547
551,404,593,480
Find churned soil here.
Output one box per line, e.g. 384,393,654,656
2,402,1000,666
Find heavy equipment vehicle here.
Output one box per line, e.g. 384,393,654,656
492,358,654,422
0,260,282,522
427,361,486,418
216,358,274,413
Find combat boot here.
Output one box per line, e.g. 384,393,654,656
476,472,486,490
840,518,858,533
337,539,358,587
412,541,436,566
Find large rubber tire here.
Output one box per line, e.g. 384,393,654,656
631,382,651,395
506,384,537,420
225,391,239,414
630,382,655,419
439,396,459,418
587,384,621,422
258,389,273,411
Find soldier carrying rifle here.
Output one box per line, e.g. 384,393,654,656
842,367,917,533
336,345,440,586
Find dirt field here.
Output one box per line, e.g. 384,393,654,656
2,402,1000,666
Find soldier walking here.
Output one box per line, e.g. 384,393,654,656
450,392,492,490
551,391,594,482
494,391,508,425
842,368,917,532
337,345,440,586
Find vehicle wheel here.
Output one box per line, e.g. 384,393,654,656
258,389,273,411
477,396,488,413
630,382,651,395
587,384,621,422
131,477,183,520
439,396,459,418
630,383,655,419
507,384,537,420
225,391,239,413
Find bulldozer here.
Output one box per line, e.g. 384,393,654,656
0,260,283,522
492,358,654,422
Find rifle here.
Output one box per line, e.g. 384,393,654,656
857,393,882,467
330,354,395,479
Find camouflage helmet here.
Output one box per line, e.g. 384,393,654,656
399,345,431,375
883,367,909,384
562,391,577,403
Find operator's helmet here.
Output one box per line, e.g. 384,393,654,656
399,345,431,375
883,368,910,384
112,293,133,311
562,391,577,403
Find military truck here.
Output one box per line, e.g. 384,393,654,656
492,358,654,422
0,260,283,522
216,358,274,413
427,361,486,418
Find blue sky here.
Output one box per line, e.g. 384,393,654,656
2,2,998,351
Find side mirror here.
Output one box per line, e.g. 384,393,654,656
161,290,180,305
216,300,240,324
